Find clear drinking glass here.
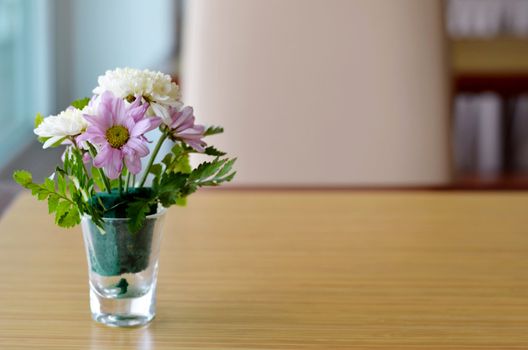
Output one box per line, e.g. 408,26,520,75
81,208,166,327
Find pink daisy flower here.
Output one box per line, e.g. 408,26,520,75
78,91,162,179
168,106,206,152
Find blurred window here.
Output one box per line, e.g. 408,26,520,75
0,0,44,166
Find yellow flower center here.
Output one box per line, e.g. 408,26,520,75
106,125,130,148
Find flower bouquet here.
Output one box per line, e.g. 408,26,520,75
13,68,236,327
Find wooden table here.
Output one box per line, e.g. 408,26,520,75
1,191,528,349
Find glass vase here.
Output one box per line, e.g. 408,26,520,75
81,208,166,327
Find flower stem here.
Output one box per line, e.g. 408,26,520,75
87,147,112,194
125,171,131,192
118,174,123,196
99,168,113,194
138,132,168,188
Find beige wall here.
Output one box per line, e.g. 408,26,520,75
181,0,451,186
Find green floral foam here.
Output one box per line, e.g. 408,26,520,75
85,189,158,277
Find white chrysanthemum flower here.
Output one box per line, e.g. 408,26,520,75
93,67,182,125
34,108,88,148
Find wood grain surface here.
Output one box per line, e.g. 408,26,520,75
0,191,528,349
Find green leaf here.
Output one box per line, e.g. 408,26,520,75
219,170,237,184
149,164,162,178
54,200,71,224
216,158,236,178
91,167,105,191
175,196,187,206
161,153,174,169
149,163,163,189
109,178,119,189
13,168,84,229
224,171,236,182
36,189,49,200
44,178,55,192
171,143,185,157
68,181,79,200
48,194,59,213
28,184,40,196
204,126,224,136
70,176,81,190
159,172,187,192
53,198,80,228
198,175,233,187
185,157,237,188
159,190,180,207
13,170,33,187
161,144,192,174
34,113,44,128
172,153,191,174
204,146,226,156
64,149,71,172
126,201,153,234
57,172,67,195
57,205,80,228
189,159,226,182
70,97,90,110
156,172,188,207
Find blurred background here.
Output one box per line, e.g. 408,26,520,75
1,0,528,211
